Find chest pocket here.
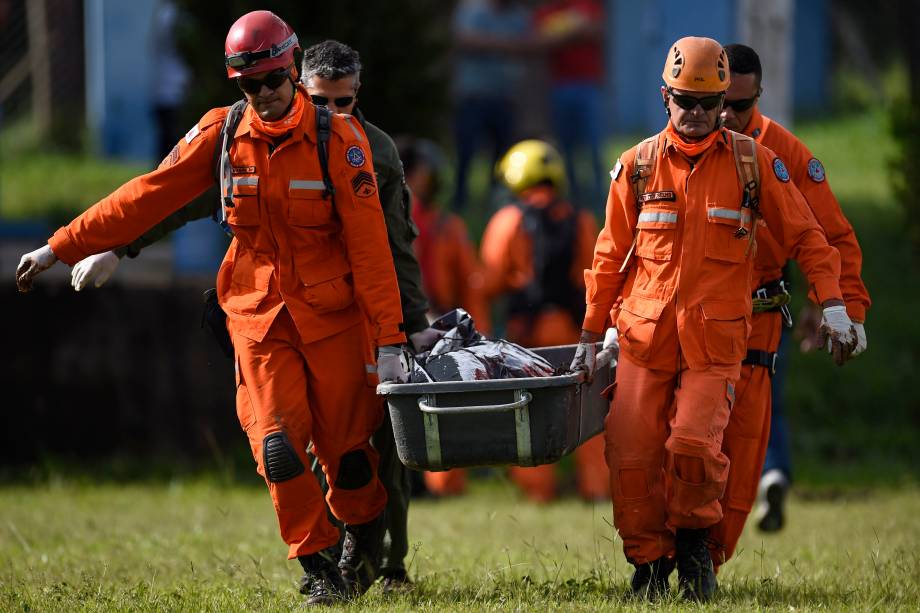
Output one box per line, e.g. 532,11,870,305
705,204,751,263
288,180,335,227
227,176,260,226
634,205,678,261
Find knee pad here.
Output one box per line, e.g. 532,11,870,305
263,432,305,483
334,449,373,490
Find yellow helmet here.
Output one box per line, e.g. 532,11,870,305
496,140,566,194
662,36,730,93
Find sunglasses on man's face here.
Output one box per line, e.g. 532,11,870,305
237,68,290,95
667,88,724,111
724,96,759,112
309,94,355,108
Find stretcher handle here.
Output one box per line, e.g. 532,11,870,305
418,390,533,415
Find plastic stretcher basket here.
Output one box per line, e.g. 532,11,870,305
376,344,615,471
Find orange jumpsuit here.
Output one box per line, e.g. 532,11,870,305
48,91,405,559
708,109,870,567
587,126,843,565
480,187,610,502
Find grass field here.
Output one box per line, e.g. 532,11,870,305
1,478,918,611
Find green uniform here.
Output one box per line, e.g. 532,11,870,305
116,104,426,576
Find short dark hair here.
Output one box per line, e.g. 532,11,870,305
301,40,362,83
724,43,762,84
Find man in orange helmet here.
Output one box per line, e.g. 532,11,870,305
705,43,871,568
16,11,405,604
570,36,857,601
482,139,609,503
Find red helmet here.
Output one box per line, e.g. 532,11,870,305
224,11,300,78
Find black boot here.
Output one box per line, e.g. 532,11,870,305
676,528,718,601
630,556,675,600
298,547,346,605
380,567,414,594
339,512,386,596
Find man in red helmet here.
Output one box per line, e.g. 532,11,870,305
570,36,855,601
16,10,404,604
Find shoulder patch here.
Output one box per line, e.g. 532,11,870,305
159,144,180,169
610,159,623,181
184,124,200,144
351,170,377,198
772,157,790,183
346,145,366,168
807,158,825,182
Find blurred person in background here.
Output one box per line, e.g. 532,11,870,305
706,44,870,566
397,136,488,499
451,0,533,212
66,37,439,596
570,36,856,601
481,139,609,503
533,0,606,212
151,0,190,158
16,12,409,604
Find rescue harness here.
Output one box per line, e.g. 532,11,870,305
212,98,335,236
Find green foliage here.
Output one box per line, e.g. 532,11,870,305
1,479,918,611
889,96,920,251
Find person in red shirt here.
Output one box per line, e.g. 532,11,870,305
534,0,606,210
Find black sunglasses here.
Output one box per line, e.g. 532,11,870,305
724,96,759,112
237,68,290,95
667,88,724,111
310,94,355,108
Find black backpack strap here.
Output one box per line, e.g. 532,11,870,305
315,105,335,201
213,99,248,236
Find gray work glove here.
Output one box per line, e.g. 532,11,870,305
408,326,446,354
16,244,58,293
570,342,597,383
72,251,120,291
377,345,409,383
819,305,857,366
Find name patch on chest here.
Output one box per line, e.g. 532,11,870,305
638,190,676,203
232,166,256,175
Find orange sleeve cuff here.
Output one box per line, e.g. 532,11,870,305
377,329,407,347
582,305,609,335
846,302,867,323
812,278,843,306
48,228,85,266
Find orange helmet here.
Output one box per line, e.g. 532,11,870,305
662,37,730,93
224,11,301,78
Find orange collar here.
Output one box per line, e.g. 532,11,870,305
663,122,727,159
237,84,315,143
742,107,771,142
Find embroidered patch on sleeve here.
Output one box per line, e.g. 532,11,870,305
772,157,790,182
610,159,623,180
351,170,377,198
346,145,366,168
807,158,825,182
159,144,180,168
184,124,200,144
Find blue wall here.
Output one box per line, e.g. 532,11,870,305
607,0,828,134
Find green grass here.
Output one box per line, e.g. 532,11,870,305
1,478,918,611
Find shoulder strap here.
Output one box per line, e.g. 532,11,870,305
629,135,659,209
214,99,248,236
730,132,760,253
315,106,335,201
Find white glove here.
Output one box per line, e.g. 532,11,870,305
72,251,120,291
569,342,597,382
852,322,867,357
602,327,619,351
408,327,446,354
16,244,58,293
819,305,857,365
377,345,409,383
